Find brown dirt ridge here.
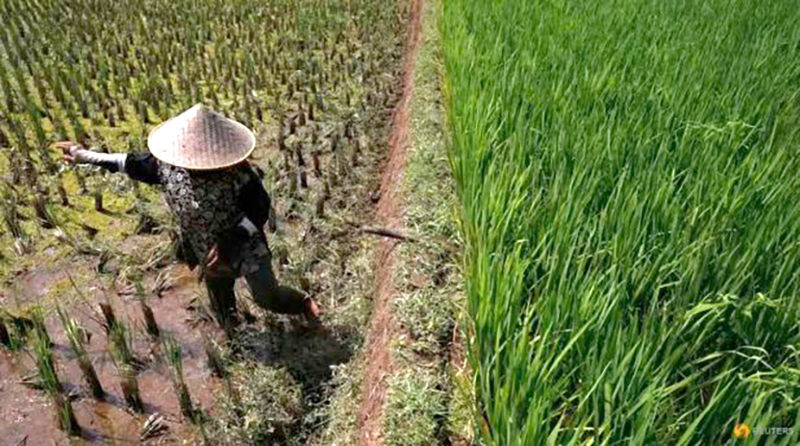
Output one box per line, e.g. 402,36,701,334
357,0,425,444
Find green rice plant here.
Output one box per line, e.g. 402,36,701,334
441,0,800,444
30,310,80,436
107,316,144,413
117,362,144,414
57,307,104,399
133,276,160,339
163,334,195,421
53,392,81,437
107,313,135,368
140,299,160,339
98,302,117,335
4,313,33,349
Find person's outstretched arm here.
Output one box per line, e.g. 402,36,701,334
55,141,161,185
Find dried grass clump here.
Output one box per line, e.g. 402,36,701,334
212,362,302,445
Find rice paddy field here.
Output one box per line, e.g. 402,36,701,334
441,0,800,444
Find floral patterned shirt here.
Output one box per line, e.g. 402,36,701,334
118,153,272,276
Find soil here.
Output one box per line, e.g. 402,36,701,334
357,0,425,444
0,264,223,445
11,267,69,303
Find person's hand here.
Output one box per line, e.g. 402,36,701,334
53,141,81,164
197,245,222,282
204,245,220,271
199,244,238,281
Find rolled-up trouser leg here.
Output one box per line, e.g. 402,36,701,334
245,258,307,314
205,276,238,327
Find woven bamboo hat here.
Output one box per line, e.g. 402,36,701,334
147,103,256,170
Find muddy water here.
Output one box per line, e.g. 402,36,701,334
0,265,223,445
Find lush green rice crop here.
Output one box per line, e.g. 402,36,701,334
441,0,800,444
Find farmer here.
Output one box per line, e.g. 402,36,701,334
55,103,320,330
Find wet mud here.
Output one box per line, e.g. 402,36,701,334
0,265,221,445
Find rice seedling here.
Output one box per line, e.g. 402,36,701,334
163,334,195,421
30,310,80,436
53,392,81,437
441,0,800,444
117,362,144,414
0,311,27,350
107,316,144,412
57,307,104,399
8,314,34,344
98,302,117,335
108,313,136,368
132,276,160,339
141,299,160,339
0,0,398,263
30,311,54,351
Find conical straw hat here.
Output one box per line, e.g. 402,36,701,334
147,103,256,170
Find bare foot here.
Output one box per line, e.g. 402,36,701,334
303,297,321,320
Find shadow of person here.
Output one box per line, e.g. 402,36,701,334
237,320,359,400
221,315,362,444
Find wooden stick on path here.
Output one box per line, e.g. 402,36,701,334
358,226,419,243
339,220,420,243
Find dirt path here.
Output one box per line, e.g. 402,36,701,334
357,0,425,444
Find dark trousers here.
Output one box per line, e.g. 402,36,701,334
205,257,307,328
